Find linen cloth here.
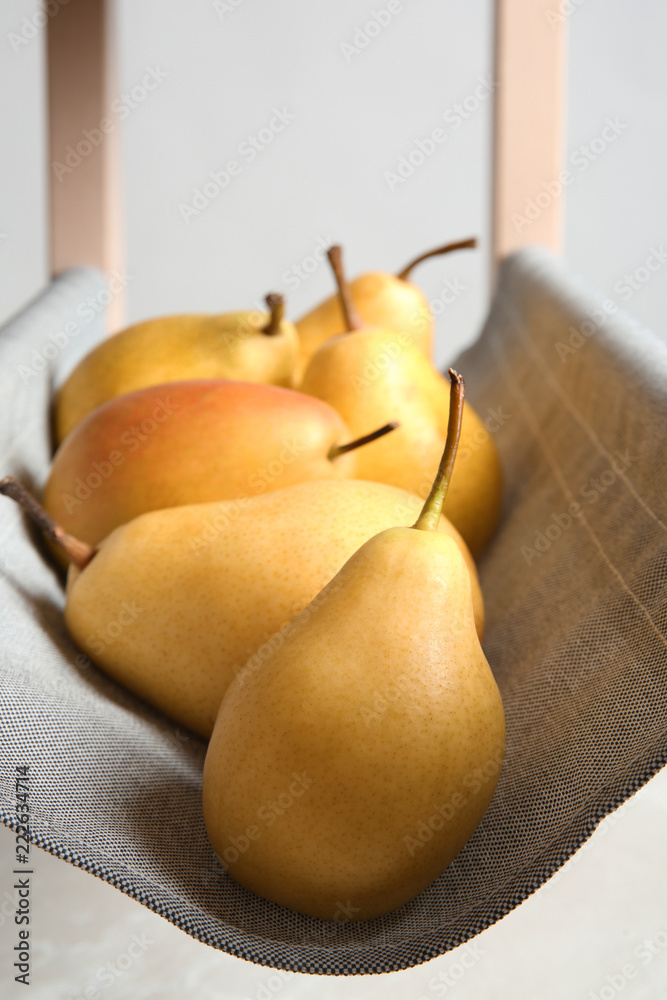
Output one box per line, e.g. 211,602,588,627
1,249,665,975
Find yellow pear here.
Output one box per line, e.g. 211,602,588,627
54,294,298,443
294,238,476,381
0,476,482,740
202,372,505,920
300,247,502,557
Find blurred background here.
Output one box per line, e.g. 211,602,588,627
2,1,667,997
3,0,667,360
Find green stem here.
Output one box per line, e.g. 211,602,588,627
327,245,363,332
262,293,284,336
397,238,477,282
328,421,399,461
413,370,465,532
0,477,95,570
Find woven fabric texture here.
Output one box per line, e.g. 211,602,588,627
1,250,666,975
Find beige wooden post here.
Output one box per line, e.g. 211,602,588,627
492,0,567,274
47,0,124,329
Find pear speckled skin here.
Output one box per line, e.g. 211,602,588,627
300,328,503,557
44,379,356,552
55,308,299,443
295,272,432,381
203,530,505,921
64,480,483,739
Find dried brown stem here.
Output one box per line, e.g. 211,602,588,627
0,477,95,570
397,238,478,282
326,245,363,332
263,293,284,336
413,370,465,532
328,421,400,461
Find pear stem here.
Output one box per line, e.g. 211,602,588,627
413,370,465,532
396,237,477,282
262,293,284,336
327,245,363,332
0,476,96,570
328,421,399,461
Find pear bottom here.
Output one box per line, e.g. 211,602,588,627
203,529,505,921
207,759,503,922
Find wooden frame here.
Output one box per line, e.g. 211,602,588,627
47,0,124,328
492,0,567,271
46,1,567,323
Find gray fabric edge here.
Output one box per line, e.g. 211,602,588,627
3,742,667,975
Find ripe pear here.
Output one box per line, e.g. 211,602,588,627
202,371,505,920
54,294,299,443
0,476,482,740
300,247,502,557
43,379,396,551
294,238,476,381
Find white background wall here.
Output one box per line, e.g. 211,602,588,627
0,0,48,326
2,2,667,997
114,0,494,371
2,1,667,356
